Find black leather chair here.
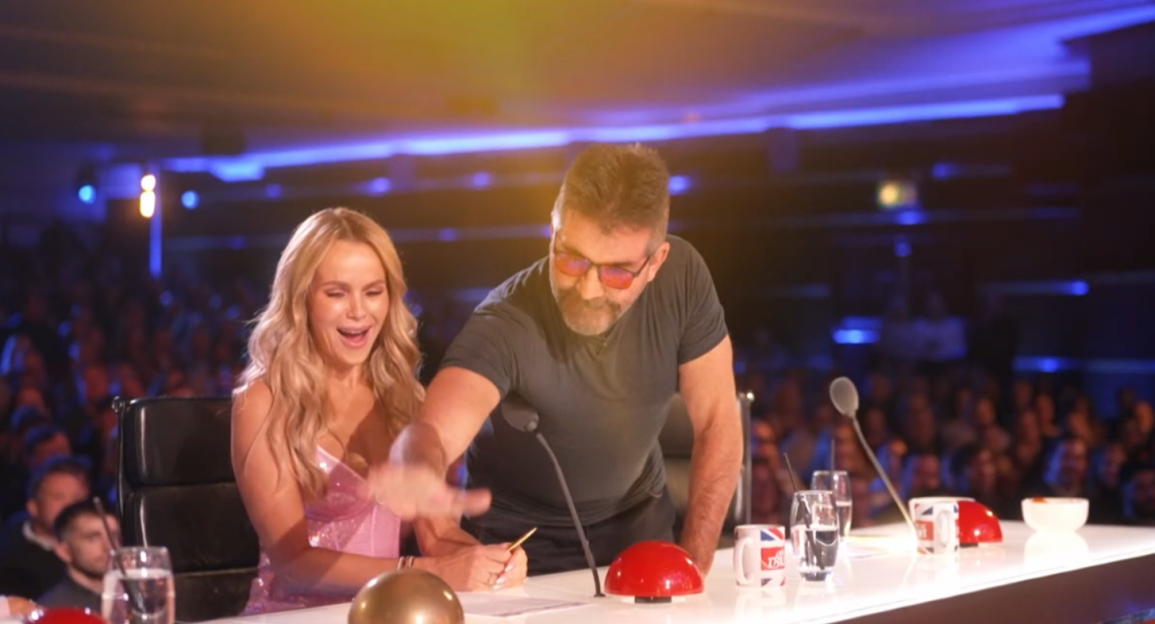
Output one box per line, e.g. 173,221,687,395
659,392,753,546
115,396,258,622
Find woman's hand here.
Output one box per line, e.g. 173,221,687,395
416,544,518,593
495,546,528,589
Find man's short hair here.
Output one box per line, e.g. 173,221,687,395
21,424,67,458
1120,461,1155,487
9,404,49,435
26,455,91,500
948,444,984,481
553,143,671,240
53,499,113,541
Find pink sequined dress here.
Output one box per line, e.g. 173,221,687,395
244,446,402,614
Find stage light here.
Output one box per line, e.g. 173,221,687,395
141,174,157,192
75,164,98,204
878,177,919,211
181,190,199,210
894,237,912,257
471,172,492,188
895,210,926,226
668,176,690,195
368,177,391,195
140,190,156,218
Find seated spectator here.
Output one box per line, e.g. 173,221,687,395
869,438,908,516
1091,442,1127,519
903,404,941,455
860,407,891,450
21,425,72,472
948,444,1016,519
902,452,949,501
1023,436,1118,524
1120,463,1155,527
1034,394,1062,441
38,499,118,610
0,457,91,599
749,457,785,525
874,452,947,525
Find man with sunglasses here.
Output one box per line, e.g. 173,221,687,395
385,143,742,577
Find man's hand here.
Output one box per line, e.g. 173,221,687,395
681,540,718,577
4,596,39,617
365,463,491,521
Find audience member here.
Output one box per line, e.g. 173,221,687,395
0,457,91,599
38,499,118,610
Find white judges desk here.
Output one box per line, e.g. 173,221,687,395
207,522,1155,624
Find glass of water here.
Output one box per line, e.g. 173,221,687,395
790,490,840,582
811,470,852,538
101,546,176,624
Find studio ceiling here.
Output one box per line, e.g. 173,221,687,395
0,0,1151,158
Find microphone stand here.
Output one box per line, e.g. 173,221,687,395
533,432,605,597
846,413,916,533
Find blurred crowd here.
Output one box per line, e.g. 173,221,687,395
1,222,1153,603
738,324,1155,533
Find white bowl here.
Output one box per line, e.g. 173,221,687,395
1021,497,1088,532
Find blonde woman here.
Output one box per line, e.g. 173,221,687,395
233,208,525,614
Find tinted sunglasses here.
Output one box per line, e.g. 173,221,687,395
552,239,653,290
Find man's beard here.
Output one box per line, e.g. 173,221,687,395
550,278,624,337
75,557,107,582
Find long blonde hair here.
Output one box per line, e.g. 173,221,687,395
236,207,424,497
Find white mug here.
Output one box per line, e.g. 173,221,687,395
733,524,787,587
913,500,960,555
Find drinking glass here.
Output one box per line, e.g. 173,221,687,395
101,546,176,624
811,470,852,538
790,490,840,581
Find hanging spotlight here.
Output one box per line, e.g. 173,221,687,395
76,164,97,204
140,173,157,218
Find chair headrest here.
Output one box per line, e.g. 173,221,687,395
120,397,234,486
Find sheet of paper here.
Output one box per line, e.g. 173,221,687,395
457,593,590,618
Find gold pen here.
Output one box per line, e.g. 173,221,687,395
507,527,537,552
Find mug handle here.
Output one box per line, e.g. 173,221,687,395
735,535,754,585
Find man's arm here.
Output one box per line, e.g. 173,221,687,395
677,335,743,576
372,367,502,520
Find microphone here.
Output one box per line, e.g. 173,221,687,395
829,377,916,533
502,400,605,597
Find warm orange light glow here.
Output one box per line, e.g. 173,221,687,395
140,190,156,218
141,174,157,192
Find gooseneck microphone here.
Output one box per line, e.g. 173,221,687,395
502,403,605,597
829,377,916,534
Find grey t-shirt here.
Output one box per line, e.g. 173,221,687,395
441,234,728,527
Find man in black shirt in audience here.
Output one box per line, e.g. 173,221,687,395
39,500,119,610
